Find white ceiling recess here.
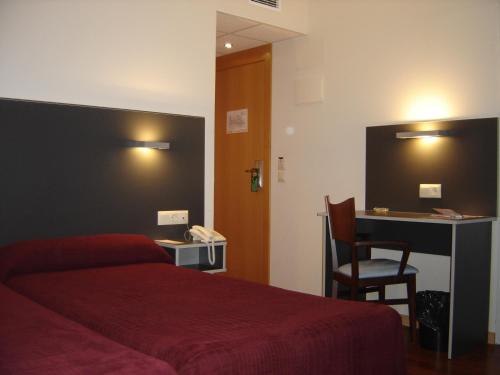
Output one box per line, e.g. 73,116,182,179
216,11,302,56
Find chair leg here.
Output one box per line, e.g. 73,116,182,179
379,286,385,302
332,280,339,299
407,275,417,342
350,284,358,301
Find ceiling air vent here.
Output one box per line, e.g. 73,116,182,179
249,0,281,11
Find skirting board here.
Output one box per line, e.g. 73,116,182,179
400,315,496,345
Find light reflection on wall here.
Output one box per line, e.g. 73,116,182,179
420,136,439,146
132,127,160,143
403,133,448,165
130,146,155,156
126,123,167,173
397,121,448,159
122,119,173,179
403,94,453,122
124,146,169,184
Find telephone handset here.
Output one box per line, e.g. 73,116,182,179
189,226,226,265
189,226,225,243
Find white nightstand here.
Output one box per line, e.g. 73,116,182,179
155,239,227,274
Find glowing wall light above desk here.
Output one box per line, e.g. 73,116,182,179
395,130,449,139
127,141,170,150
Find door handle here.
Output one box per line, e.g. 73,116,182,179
244,160,263,192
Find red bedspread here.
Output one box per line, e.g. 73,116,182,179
7,263,406,375
0,284,177,375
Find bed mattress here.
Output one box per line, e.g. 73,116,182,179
7,263,405,375
0,284,177,375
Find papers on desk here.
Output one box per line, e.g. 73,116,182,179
432,208,463,220
156,239,187,245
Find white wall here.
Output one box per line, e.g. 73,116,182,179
0,0,217,227
271,0,500,335
216,0,308,33
0,0,308,230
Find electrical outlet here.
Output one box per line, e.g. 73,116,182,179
157,210,189,225
419,184,442,199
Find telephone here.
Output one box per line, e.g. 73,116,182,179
189,226,226,265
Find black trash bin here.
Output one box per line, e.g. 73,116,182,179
416,290,450,352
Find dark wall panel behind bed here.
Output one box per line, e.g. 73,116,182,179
0,98,204,245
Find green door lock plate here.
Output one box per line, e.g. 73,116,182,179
245,160,263,192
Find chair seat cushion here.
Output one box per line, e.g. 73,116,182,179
337,259,418,279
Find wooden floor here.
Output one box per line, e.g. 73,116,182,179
405,329,500,375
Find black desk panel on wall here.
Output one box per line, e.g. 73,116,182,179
366,118,497,216
0,98,204,245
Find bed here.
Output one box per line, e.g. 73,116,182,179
0,234,406,375
0,284,177,375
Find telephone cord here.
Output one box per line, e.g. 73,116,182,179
201,239,216,266
208,239,216,266
184,224,191,241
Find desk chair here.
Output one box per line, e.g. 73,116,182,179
325,196,419,340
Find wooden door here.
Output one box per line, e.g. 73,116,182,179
215,45,271,284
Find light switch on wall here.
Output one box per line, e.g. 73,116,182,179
277,156,285,182
419,184,442,199
158,210,189,225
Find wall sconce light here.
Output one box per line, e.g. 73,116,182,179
395,130,449,139
127,141,170,150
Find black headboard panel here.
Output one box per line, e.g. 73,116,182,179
366,118,497,216
0,98,204,245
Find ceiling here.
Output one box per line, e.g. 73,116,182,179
216,12,303,57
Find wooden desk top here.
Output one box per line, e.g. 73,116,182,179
318,210,496,224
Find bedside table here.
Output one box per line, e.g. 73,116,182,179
155,239,227,274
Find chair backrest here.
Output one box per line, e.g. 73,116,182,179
324,196,357,273
324,196,357,244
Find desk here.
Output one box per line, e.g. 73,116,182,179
319,210,495,358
